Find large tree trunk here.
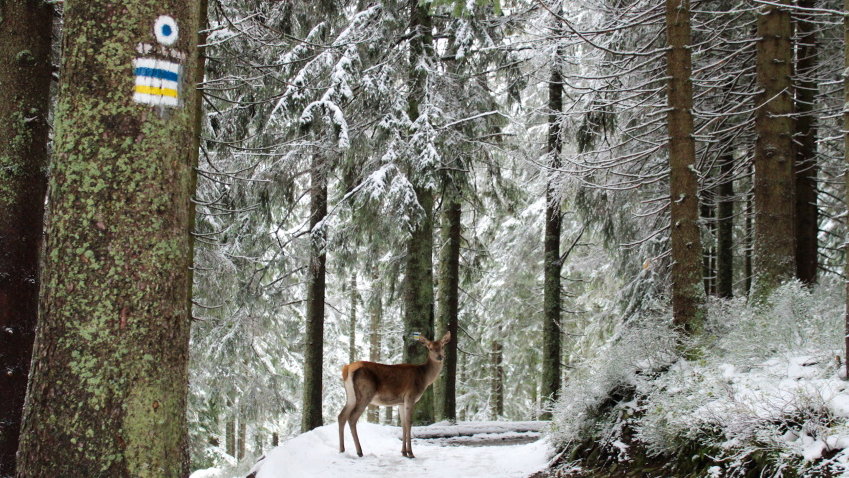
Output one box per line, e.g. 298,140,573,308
435,198,461,422
403,0,436,425
716,154,734,298
751,0,796,300
15,0,206,475
0,2,52,474
795,0,818,285
666,0,706,333
541,31,564,421
302,153,327,433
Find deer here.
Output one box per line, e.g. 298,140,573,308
338,331,451,459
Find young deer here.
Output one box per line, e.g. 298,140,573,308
338,331,451,458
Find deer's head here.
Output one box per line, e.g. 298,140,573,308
417,331,452,362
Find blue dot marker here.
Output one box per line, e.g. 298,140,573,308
153,15,179,46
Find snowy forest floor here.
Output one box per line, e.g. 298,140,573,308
192,421,553,478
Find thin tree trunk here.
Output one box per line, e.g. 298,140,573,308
795,0,818,285
367,266,382,423
403,0,436,425
489,339,504,420
384,405,393,425
843,0,849,379
0,2,52,474
16,0,206,474
226,418,236,457
541,23,564,420
348,272,357,364
752,0,796,300
436,198,461,422
237,420,246,461
744,175,754,296
666,0,706,333
253,432,262,457
716,154,734,298
458,351,467,421
302,153,328,433
701,199,716,295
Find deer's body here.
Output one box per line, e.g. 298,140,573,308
338,332,451,458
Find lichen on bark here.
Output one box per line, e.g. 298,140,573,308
15,0,206,475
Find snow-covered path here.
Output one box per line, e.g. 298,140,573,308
246,422,553,478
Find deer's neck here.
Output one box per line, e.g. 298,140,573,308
418,357,444,387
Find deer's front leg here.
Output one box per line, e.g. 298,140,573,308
399,403,409,457
402,398,416,458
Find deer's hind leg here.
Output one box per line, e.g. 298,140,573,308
348,369,377,457
338,376,357,453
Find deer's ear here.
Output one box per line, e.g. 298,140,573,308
440,331,452,345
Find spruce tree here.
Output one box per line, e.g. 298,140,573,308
751,0,795,300
666,0,705,332
16,0,206,474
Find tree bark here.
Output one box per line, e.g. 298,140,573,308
795,0,818,285
0,1,52,474
751,0,796,300
403,0,436,426
489,339,504,420
716,154,734,298
541,28,564,421
435,198,461,422
302,153,327,433
15,0,206,475
665,0,706,333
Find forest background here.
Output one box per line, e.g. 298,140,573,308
2,0,849,476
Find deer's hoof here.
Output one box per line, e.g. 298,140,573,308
357,451,363,457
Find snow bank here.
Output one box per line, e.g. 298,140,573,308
550,280,849,476
249,422,553,478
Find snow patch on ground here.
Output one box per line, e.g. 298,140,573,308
236,422,553,478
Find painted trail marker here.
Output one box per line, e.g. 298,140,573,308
133,58,181,107
133,15,184,108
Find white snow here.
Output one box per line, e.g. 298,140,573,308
245,422,553,478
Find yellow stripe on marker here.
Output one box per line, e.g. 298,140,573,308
134,85,178,98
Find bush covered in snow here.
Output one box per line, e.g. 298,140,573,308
550,280,849,476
